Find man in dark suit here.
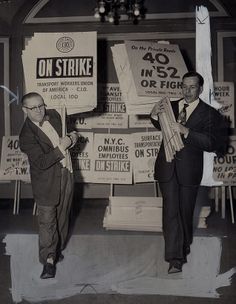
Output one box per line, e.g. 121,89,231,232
151,71,228,274
19,92,78,279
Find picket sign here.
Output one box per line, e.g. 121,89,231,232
107,128,114,198
0,135,28,214
214,186,235,224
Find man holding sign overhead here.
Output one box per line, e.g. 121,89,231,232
19,92,78,279
151,71,228,274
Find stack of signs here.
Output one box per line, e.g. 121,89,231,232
111,43,156,115
111,40,188,115
103,196,210,232
103,196,163,232
22,32,97,115
157,97,184,162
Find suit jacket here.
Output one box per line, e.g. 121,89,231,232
19,109,65,206
151,99,225,186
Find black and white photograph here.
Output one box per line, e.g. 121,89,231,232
0,1,235,303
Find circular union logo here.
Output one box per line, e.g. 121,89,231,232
56,37,74,53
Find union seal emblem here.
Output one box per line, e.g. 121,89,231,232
56,37,74,53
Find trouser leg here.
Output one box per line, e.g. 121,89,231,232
37,205,58,265
57,168,74,252
159,173,184,262
179,185,199,249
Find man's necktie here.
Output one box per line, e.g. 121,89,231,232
177,103,189,125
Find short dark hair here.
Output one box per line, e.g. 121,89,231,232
182,71,204,86
21,92,44,105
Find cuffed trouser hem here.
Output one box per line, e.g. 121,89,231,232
37,168,74,265
37,204,58,265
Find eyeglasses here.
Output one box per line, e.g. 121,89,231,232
23,104,46,112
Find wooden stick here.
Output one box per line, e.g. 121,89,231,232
229,186,235,224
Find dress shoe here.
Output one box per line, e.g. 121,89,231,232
168,260,183,274
58,253,64,262
184,245,190,256
40,262,56,279
182,255,187,264
182,246,190,264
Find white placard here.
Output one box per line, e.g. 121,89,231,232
71,132,94,183
111,43,158,115
91,134,132,184
22,32,97,115
213,136,236,185
130,131,162,183
214,82,235,128
0,136,30,182
74,83,128,129
125,40,188,98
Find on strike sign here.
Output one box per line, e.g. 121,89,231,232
125,40,188,98
92,134,132,184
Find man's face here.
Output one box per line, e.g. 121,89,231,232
22,96,46,123
182,76,203,104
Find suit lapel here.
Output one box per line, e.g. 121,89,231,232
47,110,62,137
26,118,53,147
26,111,62,148
172,100,181,120
185,100,207,127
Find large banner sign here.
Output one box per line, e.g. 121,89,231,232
75,83,128,129
130,131,162,183
92,134,132,184
22,32,97,115
214,82,235,128
0,136,30,182
213,136,236,185
125,40,188,98
71,132,94,183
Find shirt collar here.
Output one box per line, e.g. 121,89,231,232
183,98,200,107
32,115,50,128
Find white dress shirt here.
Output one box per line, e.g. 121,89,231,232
33,120,73,172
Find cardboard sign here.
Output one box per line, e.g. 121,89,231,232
125,41,188,98
93,83,128,128
130,131,162,183
214,82,235,128
70,132,94,183
213,136,236,185
22,32,97,115
91,134,132,184
0,136,30,181
111,43,159,115
75,83,128,129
